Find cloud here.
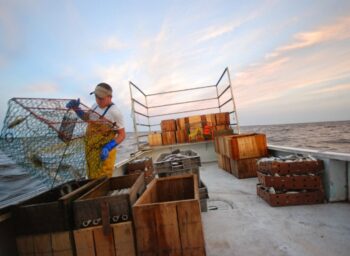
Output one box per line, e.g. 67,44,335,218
234,57,290,87
193,0,276,44
101,36,126,51
195,21,243,43
233,15,350,111
272,16,350,55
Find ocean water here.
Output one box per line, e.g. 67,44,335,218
0,120,349,208
240,120,350,154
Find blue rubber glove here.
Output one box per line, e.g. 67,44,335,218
100,139,118,161
66,98,80,109
66,99,84,118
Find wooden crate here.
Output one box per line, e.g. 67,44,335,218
214,135,228,155
217,154,232,173
223,136,233,158
73,173,145,229
213,129,234,154
148,132,162,146
213,128,233,137
188,127,204,142
161,119,176,132
204,114,216,126
133,175,206,255
215,112,230,125
175,129,189,143
188,115,203,128
257,171,322,190
162,131,176,145
228,133,268,160
215,125,230,131
13,178,105,235
257,184,324,207
74,221,136,256
17,231,74,256
230,157,259,179
176,117,189,130
217,154,224,169
258,159,324,176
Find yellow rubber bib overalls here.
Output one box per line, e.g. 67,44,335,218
84,104,117,179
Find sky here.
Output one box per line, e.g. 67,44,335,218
0,0,350,132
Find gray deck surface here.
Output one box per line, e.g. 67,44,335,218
200,162,350,256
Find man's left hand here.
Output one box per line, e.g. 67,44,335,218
100,147,110,161
100,139,118,161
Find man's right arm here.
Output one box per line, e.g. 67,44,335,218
66,99,89,121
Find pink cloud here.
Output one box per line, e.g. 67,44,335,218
277,16,350,52
234,16,350,110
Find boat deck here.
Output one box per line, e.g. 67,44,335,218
200,162,350,256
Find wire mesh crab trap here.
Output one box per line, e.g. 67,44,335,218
0,98,118,188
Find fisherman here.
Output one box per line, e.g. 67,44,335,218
66,82,125,178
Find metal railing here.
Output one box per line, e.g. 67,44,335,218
129,67,240,149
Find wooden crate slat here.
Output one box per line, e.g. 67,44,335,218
17,235,35,256
175,130,188,143
205,114,216,126
155,204,182,255
51,231,73,256
162,131,176,145
176,117,188,130
113,222,136,256
133,205,158,254
33,233,52,255
93,226,116,256
177,201,205,251
73,228,95,256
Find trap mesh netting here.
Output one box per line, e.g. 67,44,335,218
0,98,117,188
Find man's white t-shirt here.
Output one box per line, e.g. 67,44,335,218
90,103,124,129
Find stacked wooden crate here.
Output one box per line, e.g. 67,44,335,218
257,156,325,206
161,119,177,145
73,174,146,256
14,179,105,256
148,112,232,146
133,174,206,255
125,157,155,184
148,131,162,146
215,133,268,178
